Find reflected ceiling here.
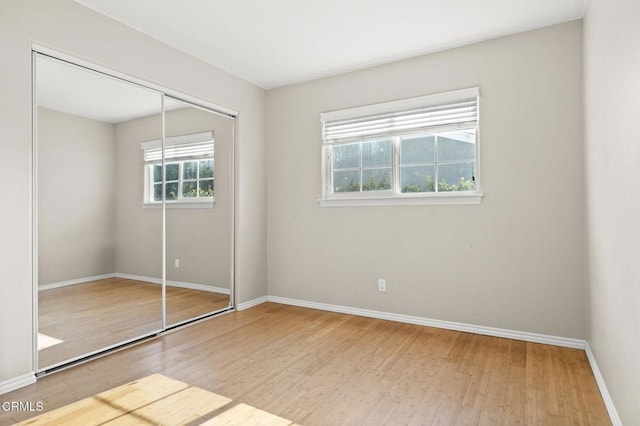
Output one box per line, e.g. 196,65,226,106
37,55,164,123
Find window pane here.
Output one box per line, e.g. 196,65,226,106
332,143,360,170
166,163,179,181
437,130,476,162
362,168,392,191
362,139,392,168
153,165,162,183
400,165,436,193
437,162,476,192
333,170,360,193
182,181,197,198
165,182,178,200
199,159,213,178
199,179,214,197
153,183,162,201
400,135,435,165
183,161,197,180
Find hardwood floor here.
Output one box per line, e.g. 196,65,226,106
3,303,610,425
38,278,230,369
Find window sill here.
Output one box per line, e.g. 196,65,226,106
143,200,215,209
318,192,483,207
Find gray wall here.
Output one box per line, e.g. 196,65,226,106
266,21,585,339
584,0,640,423
37,107,116,285
0,0,265,382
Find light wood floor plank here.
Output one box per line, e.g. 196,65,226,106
454,336,497,425
500,340,527,425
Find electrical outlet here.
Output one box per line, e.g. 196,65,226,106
174,258,180,268
378,278,386,292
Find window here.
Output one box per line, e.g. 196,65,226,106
332,139,393,193
320,87,482,206
141,131,214,206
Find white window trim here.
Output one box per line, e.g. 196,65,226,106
319,87,483,207
319,192,483,207
141,131,215,208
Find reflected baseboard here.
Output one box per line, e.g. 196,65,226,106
39,273,117,291
38,273,230,295
114,273,231,295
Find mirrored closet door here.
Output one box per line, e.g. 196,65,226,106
163,97,233,327
34,52,234,372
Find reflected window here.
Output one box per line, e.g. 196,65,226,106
142,131,214,204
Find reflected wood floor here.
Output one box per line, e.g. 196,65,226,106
38,278,230,368
4,303,609,425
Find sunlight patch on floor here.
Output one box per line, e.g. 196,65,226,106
18,374,297,425
37,333,63,350
202,403,293,425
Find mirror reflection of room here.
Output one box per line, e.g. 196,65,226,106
36,54,234,371
36,54,164,369
156,98,233,326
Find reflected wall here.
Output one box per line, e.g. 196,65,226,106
35,53,234,371
36,53,164,369
164,99,234,325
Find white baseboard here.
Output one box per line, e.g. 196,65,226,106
585,342,622,426
266,296,586,350
237,296,269,311
39,273,116,291
0,372,36,395
115,273,162,285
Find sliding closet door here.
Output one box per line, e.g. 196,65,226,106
35,54,163,370
35,51,237,372
162,97,234,326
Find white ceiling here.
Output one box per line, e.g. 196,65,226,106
75,0,586,89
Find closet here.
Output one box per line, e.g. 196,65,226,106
34,51,235,372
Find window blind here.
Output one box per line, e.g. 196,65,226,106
141,131,214,163
321,87,478,144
